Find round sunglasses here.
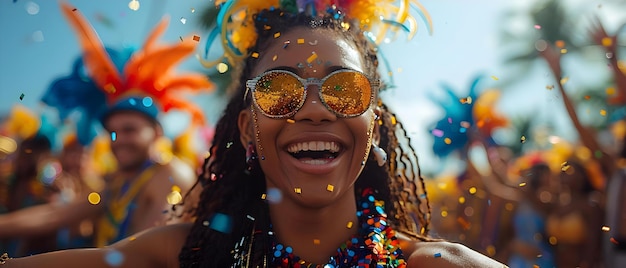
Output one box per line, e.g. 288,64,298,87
245,69,379,118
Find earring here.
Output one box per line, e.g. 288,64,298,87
246,142,259,172
371,143,387,167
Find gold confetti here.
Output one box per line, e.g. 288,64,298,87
519,182,527,187
217,63,229,73
272,55,278,61
561,161,570,172
521,135,526,143
460,96,472,104
607,87,616,96
306,52,318,63
251,52,259,58
286,119,295,124
88,192,101,205
560,48,567,54
546,85,554,90
167,191,183,205
313,239,320,244
129,236,136,241
486,245,496,256
549,236,558,245
326,184,334,192
491,75,499,81
171,185,181,193
600,109,607,116
294,187,302,194
602,226,611,232
193,35,200,42
533,265,539,268
347,221,353,229
261,193,267,200
444,138,452,145
555,40,565,48
297,38,305,44
458,196,465,204
560,77,569,85
469,187,477,194
441,210,448,217
602,37,613,47
273,32,281,38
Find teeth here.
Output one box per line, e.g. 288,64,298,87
287,141,340,153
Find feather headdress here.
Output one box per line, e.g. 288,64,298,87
199,0,433,69
59,2,213,126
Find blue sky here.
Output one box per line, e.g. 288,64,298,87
1,0,624,174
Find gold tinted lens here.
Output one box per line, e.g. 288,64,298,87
254,72,304,116
321,72,372,116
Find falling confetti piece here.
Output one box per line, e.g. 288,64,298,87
129,236,136,241
555,40,565,48
19,93,24,100
600,109,607,116
266,188,282,203
306,52,318,63
602,226,611,232
180,17,187,24
88,192,101,204
346,221,353,229
190,8,195,13
560,48,568,54
251,52,259,58
549,236,558,245
610,237,619,245
434,253,442,258
166,191,183,205
308,40,318,45
313,239,320,244
193,35,200,42
561,161,570,172
602,37,613,47
607,87,616,96
560,77,569,85
326,184,334,192
111,132,117,141
25,1,39,15
104,250,124,266
273,32,281,38
209,213,232,233
282,41,290,48
431,129,444,137
460,96,472,104
297,38,305,44
272,55,278,61
534,25,541,29
584,95,591,100
286,118,295,124
294,187,302,194
217,63,228,73
546,85,554,90
521,135,526,143
444,138,452,145
519,182,527,187
469,187,477,194
458,197,465,204
261,193,267,200
491,75,499,81
128,0,140,11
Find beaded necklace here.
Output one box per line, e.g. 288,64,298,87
267,188,406,268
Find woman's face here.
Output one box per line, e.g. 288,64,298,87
238,27,378,208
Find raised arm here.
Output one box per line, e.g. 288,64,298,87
0,193,103,238
2,223,191,268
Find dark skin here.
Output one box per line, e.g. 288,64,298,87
3,27,506,268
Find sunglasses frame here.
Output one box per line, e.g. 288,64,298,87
245,69,379,119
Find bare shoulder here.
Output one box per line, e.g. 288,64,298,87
397,234,508,268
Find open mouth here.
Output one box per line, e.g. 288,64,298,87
287,141,341,164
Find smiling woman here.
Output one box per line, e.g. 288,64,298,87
2,1,508,267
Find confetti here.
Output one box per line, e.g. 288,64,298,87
602,37,613,47
217,63,228,73
190,8,195,13
111,132,117,141
306,52,318,63
460,96,472,104
294,187,302,194
88,192,101,205
584,95,591,100
128,0,140,11
104,250,124,266
431,129,444,137
458,197,465,204
142,96,153,107
602,226,611,232
560,161,570,172
282,41,290,48
610,237,619,245
469,187,477,194
533,265,539,268
25,1,39,15
273,32,281,38
193,35,200,42
179,36,183,42
166,191,183,205
519,182,527,187
549,236,558,245
180,17,187,24
129,236,136,241
600,109,607,116
261,193,267,200
297,38,305,44
19,93,24,100
520,135,526,143
209,213,232,233
313,239,320,245
251,52,259,58
266,188,282,204
444,138,452,145
286,118,295,124
534,25,541,29
491,75,499,81
308,40,318,45
555,40,565,48
326,184,334,192
434,253,441,258
560,48,567,54
560,77,569,85
347,221,353,229
607,87,616,96
546,85,554,90
272,55,278,61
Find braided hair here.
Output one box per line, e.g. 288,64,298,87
178,8,434,267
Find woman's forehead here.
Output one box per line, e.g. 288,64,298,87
252,27,364,77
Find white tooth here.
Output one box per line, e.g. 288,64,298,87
297,143,303,152
303,142,309,151
317,141,323,151
325,142,330,151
